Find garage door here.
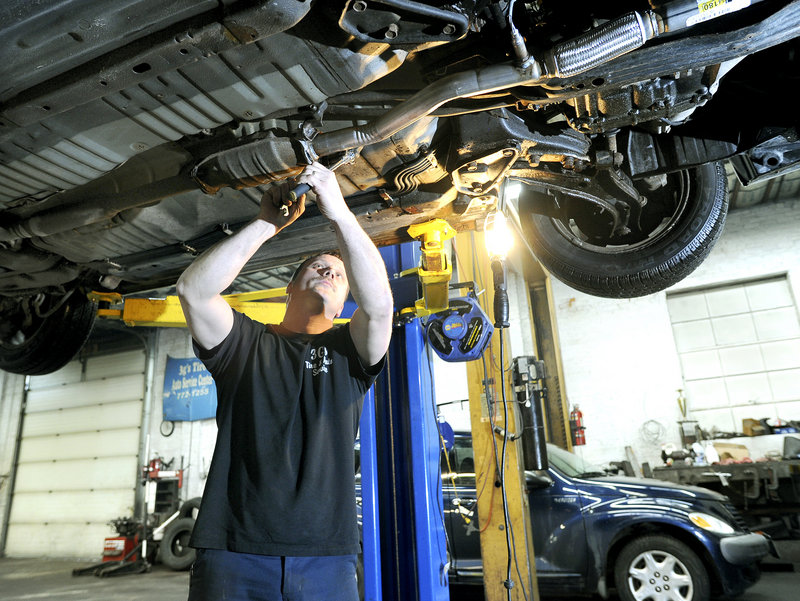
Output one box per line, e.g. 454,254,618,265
5,349,145,558
667,276,800,432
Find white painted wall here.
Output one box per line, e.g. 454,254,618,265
549,195,800,469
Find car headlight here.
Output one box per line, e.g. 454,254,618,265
689,512,736,535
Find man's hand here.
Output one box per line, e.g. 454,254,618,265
293,162,351,223
258,182,307,229
293,162,393,366
179,182,305,350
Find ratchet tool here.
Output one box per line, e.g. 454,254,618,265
279,149,358,216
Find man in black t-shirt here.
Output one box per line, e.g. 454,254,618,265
177,162,393,601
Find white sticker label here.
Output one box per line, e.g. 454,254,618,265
687,0,752,27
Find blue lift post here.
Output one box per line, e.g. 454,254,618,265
359,386,382,601
359,243,450,601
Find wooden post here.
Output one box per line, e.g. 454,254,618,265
455,229,539,601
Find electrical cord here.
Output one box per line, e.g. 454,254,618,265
457,231,530,600
426,342,453,583
500,329,530,601
483,318,528,600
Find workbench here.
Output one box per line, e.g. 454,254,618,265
652,460,800,538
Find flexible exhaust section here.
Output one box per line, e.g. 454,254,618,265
545,12,660,78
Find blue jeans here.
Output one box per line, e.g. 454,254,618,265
187,548,359,601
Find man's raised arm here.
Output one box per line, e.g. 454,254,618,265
294,163,394,366
176,185,305,350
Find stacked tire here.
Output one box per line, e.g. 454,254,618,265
160,498,201,571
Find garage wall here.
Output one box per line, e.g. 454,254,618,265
666,277,800,430
549,194,800,469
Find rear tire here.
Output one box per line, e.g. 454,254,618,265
0,290,97,375
614,535,710,601
518,162,727,298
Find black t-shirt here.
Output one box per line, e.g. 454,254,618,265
190,310,383,556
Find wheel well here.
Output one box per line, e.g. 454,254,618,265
604,522,724,597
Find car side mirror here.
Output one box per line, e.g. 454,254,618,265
526,470,553,489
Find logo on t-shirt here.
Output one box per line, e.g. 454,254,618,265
306,345,332,376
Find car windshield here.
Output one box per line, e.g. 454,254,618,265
545,444,606,478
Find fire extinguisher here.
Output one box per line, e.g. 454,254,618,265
570,405,586,446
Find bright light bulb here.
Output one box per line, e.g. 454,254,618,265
484,211,514,259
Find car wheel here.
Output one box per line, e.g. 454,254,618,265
614,535,710,601
518,162,727,298
159,517,196,571
0,290,97,375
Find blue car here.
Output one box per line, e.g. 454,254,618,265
438,433,773,600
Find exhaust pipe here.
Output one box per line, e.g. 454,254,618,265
0,176,194,243
199,10,668,188
312,63,543,156
544,12,660,78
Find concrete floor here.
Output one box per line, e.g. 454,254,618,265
0,558,189,601
1,548,798,601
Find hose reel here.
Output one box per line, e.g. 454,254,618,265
425,295,493,362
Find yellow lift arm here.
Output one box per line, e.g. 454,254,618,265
89,288,354,327
92,218,458,327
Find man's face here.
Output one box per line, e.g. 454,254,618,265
288,254,349,316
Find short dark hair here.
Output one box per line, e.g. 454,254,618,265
289,251,343,284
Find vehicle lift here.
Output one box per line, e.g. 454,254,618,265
92,219,540,601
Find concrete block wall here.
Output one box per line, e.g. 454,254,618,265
549,196,800,469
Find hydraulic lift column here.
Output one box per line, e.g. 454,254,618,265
359,242,450,601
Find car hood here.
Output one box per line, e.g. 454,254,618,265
572,474,728,502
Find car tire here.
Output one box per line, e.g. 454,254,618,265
159,517,196,571
614,534,710,601
518,162,727,298
0,290,97,376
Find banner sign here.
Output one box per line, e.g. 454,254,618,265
162,356,217,421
